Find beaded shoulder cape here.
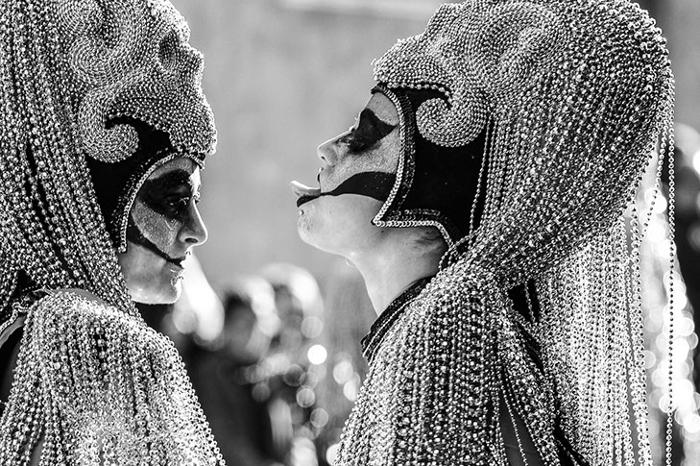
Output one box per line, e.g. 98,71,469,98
336,254,629,466
0,290,223,464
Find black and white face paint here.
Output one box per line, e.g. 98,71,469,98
118,157,208,305
292,91,400,208
293,91,403,256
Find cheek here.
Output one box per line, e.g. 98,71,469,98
297,195,384,252
117,244,182,304
130,199,180,250
326,135,401,191
119,199,183,304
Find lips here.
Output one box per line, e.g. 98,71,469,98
291,180,322,207
166,256,187,268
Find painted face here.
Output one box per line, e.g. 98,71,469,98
292,92,401,255
118,157,208,304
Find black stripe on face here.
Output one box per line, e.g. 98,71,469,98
138,169,199,223
126,217,186,267
337,108,397,154
296,171,397,207
321,171,396,201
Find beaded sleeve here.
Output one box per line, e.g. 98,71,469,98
0,290,224,465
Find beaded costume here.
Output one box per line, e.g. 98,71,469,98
335,1,675,465
0,0,223,464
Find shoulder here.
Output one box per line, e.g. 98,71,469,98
25,289,179,399
29,288,163,354
388,258,496,346
34,288,136,325
367,258,499,397
339,259,500,463
39,288,110,309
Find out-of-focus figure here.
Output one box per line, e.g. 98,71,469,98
259,264,325,466
672,126,700,396
189,276,289,466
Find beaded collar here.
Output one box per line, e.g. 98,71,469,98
361,276,434,364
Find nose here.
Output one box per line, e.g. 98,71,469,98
317,137,339,167
180,202,208,247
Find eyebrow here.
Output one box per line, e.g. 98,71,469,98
145,169,195,192
359,108,396,133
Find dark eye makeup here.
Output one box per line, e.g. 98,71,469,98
138,169,199,221
338,108,397,153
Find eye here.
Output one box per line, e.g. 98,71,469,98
337,130,356,146
340,115,361,139
167,197,190,211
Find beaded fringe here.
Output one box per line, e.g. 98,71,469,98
0,290,224,465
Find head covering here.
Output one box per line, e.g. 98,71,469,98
369,1,673,265
0,0,222,463
87,116,206,252
335,1,675,465
370,85,488,246
0,0,216,316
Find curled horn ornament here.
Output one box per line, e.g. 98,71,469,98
373,1,565,147
57,0,215,163
470,2,565,99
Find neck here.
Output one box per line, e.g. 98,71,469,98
348,233,443,315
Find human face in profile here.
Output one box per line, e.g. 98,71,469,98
293,92,401,256
118,157,208,304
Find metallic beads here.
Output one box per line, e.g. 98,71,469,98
0,290,224,465
373,2,565,148
0,0,222,463
338,1,675,465
64,0,217,163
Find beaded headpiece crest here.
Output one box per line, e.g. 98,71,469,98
64,0,216,163
374,1,565,148
352,0,676,464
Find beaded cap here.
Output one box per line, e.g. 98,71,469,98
0,0,222,463
374,1,565,148
337,1,675,465
64,0,216,163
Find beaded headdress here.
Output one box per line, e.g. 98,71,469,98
0,0,216,311
0,0,222,463
337,1,676,465
370,0,673,255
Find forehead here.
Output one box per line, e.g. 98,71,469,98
365,91,399,125
148,156,200,182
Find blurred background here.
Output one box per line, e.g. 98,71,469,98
149,1,700,465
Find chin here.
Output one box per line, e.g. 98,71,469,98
130,277,183,305
297,206,339,254
297,195,385,255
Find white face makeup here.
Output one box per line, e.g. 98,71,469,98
293,92,402,256
117,157,208,304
